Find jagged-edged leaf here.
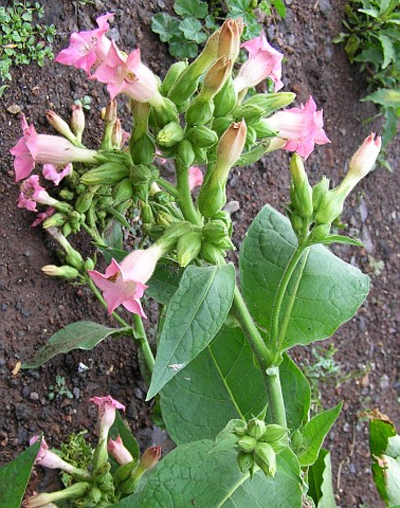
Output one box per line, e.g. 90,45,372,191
22,322,123,369
147,264,236,399
0,438,41,508
308,449,337,508
179,18,207,43
160,325,267,443
240,205,370,352
135,440,302,507
298,403,343,467
151,14,181,43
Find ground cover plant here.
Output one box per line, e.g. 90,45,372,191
0,5,399,508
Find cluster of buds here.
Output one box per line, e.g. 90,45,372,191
23,395,161,507
287,133,382,243
233,418,288,478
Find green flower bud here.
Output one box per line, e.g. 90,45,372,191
84,257,95,271
290,212,307,238
113,459,138,486
290,154,313,219
212,116,234,137
81,163,129,186
75,190,96,213
62,222,72,237
130,133,155,165
291,429,304,451
41,265,80,279
254,442,277,477
237,451,255,474
161,61,188,96
314,188,345,225
186,100,215,127
157,122,185,147
234,422,248,437
198,179,226,218
66,249,84,270
203,220,229,243
43,212,67,229
261,424,288,442
213,78,237,117
253,119,278,139
216,236,235,251
151,97,179,129
141,202,154,224
243,92,295,116
176,140,196,168
186,126,219,149
235,104,265,126
58,189,75,201
113,178,133,203
201,240,226,265
247,418,267,440
177,231,202,267
238,436,257,453
309,222,331,242
312,176,330,212
88,486,103,504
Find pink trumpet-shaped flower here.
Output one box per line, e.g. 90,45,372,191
18,175,59,212
188,166,203,191
108,435,134,465
91,41,159,103
55,13,114,74
42,163,73,185
88,244,163,317
233,35,284,94
266,96,330,159
90,396,125,442
29,436,77,474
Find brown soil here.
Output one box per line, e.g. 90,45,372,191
0,1,399,507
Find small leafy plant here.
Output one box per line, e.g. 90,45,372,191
334,0,400,162
0,1,55,82
152,0,286,59
48,374,74,401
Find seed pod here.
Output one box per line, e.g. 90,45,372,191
238,436,257,454
237,451,254,474
254,442,277,477
186,126,219,149
247,418,267,441
260,424,288,442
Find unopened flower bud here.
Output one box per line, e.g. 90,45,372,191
202,56,233,100
218,18,243,62
177,231,202,267
59,189,75,201
23,482,90,507
186,126,219,149
43,212,67,229
81,163,130,186
201,240,226,265
113,178,133,203
238,436,257,453
46,110,77,145
247,418,267,440
140,446,162,471
162,61,188,96
235,104,265,126
75,189,96,213
309,222,331,242
290,154,313,219
157,122,185,147
84,257,95,271
254,442,277,477
217,120,247,170
237,451,254,474
244,92,296,116
253,119,278,139
260,424,288,442
213,78,237,117
104,99,118,123
177,140,196,168
71,104,85,142
203,220,229,243
186,100,215,127
312,176,330,212
42,265,80,279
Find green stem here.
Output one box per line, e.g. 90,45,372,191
270,244,308,360
176,163,202,225
231,286,287,426
158,177,179,198
132,313,155,373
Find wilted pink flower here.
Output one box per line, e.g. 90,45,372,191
18,176,58,212
233,35,284,94
90,395,125,442
188,166,203,191
31,208,55,227
108,435,134,465
266,96,330,159
29,436,77,474
10,115,98,182
55,13,114,74
88,244,163,317
91,41,159,103
42,163,73,185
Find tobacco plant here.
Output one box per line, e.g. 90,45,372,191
0,9,392,508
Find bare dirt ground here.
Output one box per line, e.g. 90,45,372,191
0,1,399,507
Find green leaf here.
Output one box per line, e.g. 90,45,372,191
240,205,370,351
109,493,140,507
308,449,337,508
136,440,302,507
169,39,198,59
298,403,342,467
382,108,398,148
174,0,208,19
320,235,364,247
22,321,122,369
179,18,207,43
146,259,183,305
109,411,140,460
272,0,287,17
363,88,400,108
151,14,181,43
160,325,267,443
379,34,396,68
279,354,311,431
147,264,236,399
0,438,41,508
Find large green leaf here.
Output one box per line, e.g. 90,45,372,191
298,403,342,467
135,440,302,507
174,0,208,18
363,88,400,108
147,264,236,400
22,321,123,369
240,205,370,351
308,449,337,508
160,325,267,443
146,260,183,305
0,438,41,508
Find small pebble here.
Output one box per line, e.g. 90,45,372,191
380,374,390,390
30,392,39,401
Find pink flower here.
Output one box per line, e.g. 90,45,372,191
55,13,114,74
233,35,284,94
90,395,125,442
29,436,77,474
42,163,73,185
18,175,58,212
266,96,331,159
108,435,134,465
188,166,203,190
88,244,163,317
10,115,98,182
91,41,159,103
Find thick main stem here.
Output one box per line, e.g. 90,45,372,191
232,286,287,427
